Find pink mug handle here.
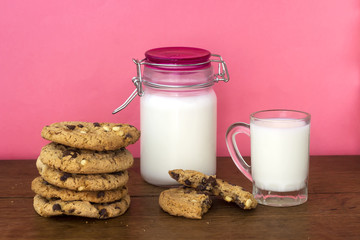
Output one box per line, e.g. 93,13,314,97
225,122,252,182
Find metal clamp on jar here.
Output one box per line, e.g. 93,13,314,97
113,47,229,185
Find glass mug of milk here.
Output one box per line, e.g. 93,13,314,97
113,47,229,186
226,109,311,207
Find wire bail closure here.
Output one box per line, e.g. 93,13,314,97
211,54,230,83
112,54,229,114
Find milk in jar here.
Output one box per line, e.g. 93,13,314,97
141,88,217,185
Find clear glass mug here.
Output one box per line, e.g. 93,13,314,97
226,109,311,207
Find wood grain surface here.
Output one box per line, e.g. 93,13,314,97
0,156,359,240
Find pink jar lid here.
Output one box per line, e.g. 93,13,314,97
145,47,211,66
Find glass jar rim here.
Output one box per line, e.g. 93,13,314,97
143,80,214,89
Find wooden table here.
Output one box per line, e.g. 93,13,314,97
0,156,359,239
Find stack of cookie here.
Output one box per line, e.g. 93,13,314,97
31,121,140,219
159,169,257,219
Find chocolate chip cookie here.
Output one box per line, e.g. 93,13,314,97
41,121,140,151
38,142,134,174
169,170,217,193
33,194,130,219
159,187,212,219
169,169,257,210
31,176,128,203
36,158,129,191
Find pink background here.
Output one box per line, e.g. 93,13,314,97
0,0,359,160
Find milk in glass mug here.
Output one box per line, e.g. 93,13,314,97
226,109,311,207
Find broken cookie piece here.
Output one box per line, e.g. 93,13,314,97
159,187,212,219
215,179,257,209
169,169,257,210
169,169,217,193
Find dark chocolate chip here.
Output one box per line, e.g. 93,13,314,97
62,150,75,158
99,209,108,218
184,179,192,186
93,122,100,127
196,184,206,191
62,148,81,158
208,176,217,187
202,201,212,212
71,152,79,158
60,173,72,181
68,209,75,213
169,172,180,181
52,204,62,211
125,133,132,139
235,197,245,209
201,178,207,184
65,125,76,130
77,124,84,128
203,199,212,208
97,191,105,198
236,201,245,209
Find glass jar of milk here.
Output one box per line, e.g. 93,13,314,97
113,47,229,186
